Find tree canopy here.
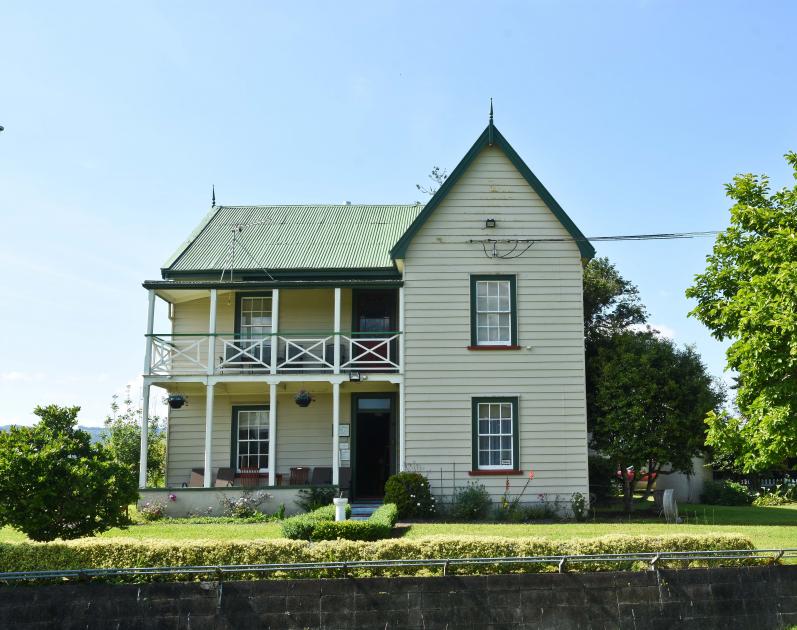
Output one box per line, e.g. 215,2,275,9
0,405,138,541
582,257,648,431
686,152,797,472
103,391,166,487
590,331,724,512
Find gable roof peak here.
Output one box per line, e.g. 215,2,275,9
390,122,595,260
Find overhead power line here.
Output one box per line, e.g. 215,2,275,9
469,231,720,245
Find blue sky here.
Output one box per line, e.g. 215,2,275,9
1,1,795,426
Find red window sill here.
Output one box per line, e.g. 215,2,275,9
469,469,524,476
467,345,521,351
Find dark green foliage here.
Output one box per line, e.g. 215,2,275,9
701,480,754,506
450,482,492,521
295,486,338,513
590,331,724,512
311,504,398,541
583,257,648,432
383,472,435,518
687,153,797,471
588,455,618,504
0,405,139,541
280,503,397,541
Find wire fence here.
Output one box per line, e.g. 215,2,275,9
407,464,576,508
1,548,794,585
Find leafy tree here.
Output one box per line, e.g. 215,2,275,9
590,331,724,513
0,405,138,541
416,166,449,196
103,390,166,487
582,257,648,430
686,152,797,472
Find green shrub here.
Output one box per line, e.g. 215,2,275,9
571,492,587,521
282,504,397,541
0,533,756,581
384,472,435,518
701,480,754,506
0,405,138,541
295,487,338,513
219,490,273,518
752,483,797,506
451,482,492,521
138,501,166,522
312,504,398,541
280,504,342,540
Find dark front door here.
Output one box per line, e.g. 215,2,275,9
352,394,396,498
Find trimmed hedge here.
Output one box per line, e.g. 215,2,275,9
0,533,756,580
281,503,398,541
312,504,398,541
279,504,347,540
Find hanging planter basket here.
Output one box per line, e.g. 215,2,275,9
167,394,187,409
294,390,314,408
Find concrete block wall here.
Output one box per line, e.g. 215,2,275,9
0,565,795,629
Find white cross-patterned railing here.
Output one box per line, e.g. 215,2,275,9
218,337,271,372
147,332,402,375
149,335,209,375
276,335,335,372
341,334,401,371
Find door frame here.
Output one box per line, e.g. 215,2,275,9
350,392,397,499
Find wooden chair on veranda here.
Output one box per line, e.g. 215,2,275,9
289,466,311,485
239,466,262,488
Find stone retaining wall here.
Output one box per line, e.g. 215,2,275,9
1,565,795,629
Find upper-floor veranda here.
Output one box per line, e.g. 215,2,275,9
142,280,404,379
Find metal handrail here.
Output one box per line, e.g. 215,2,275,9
1,548,794,583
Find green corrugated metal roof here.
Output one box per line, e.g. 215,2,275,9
163,204,425,276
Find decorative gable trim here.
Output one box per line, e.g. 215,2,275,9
390,125,595,260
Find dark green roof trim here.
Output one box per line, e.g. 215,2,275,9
143,279,404,291
162,267,401,281
390,124,595,260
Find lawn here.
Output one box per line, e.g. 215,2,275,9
0,503,794,549
406,504,797,550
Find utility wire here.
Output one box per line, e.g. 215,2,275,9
469,230,720,245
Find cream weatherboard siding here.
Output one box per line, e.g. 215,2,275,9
166,391,352,486
402,144,589,503
166,289,353,373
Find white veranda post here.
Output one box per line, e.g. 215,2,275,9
332,381,340,485
399,286,405,471
270,289,279,375
333,287,341,373
208,289,217,376
139,289,156,489
203,383,215,488
139,384,151,489
268,383,277,487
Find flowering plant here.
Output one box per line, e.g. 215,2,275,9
139,500,167,521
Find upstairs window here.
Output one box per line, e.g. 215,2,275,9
470,275,517,346
238,294,273,341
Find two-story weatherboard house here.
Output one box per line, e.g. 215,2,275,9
137,117,595,516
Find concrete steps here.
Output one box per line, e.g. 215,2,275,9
350,500,383,521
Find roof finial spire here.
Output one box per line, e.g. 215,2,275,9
488,98,494,145
212,185,216,208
